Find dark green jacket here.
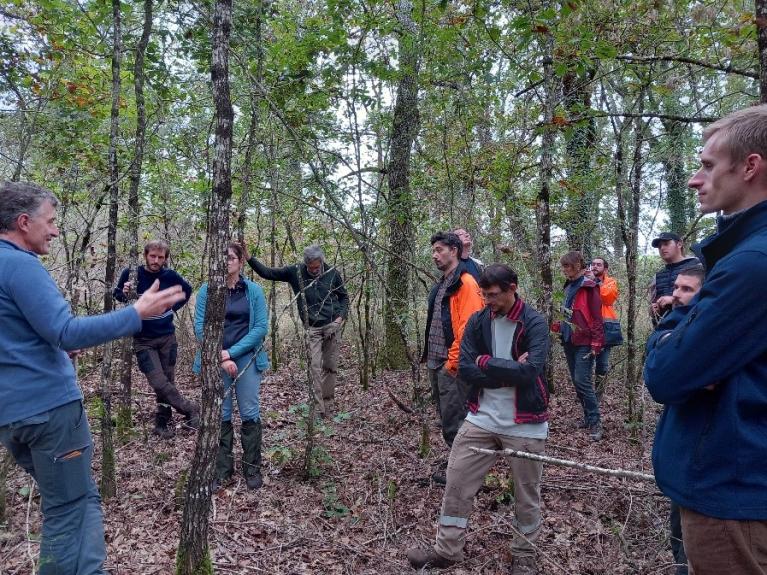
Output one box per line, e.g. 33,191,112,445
247,257,348,327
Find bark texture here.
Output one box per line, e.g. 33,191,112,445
383,0,420,370
100,0,122,500
176,0,232,570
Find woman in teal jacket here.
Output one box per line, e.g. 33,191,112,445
194,242,269,490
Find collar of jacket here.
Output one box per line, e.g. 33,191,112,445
443,260,469,295
490,294,525,321
694,199,767,270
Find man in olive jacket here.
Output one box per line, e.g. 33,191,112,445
248,244,348,417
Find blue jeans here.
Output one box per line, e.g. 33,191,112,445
563,343,601,427
595,347,611,376
0,400,106,574
222,354,262,422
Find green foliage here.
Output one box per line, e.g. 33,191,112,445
321,481,351,518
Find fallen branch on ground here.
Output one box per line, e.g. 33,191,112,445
469,447,656,483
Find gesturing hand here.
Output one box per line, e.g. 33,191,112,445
133,280,185,319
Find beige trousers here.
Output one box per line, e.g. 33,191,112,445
307,321,340,415
434,421,546,561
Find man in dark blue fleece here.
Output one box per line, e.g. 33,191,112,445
645,104,767,575
0,181,185,574
114,240,197,438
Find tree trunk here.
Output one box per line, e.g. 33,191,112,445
757,0,767,103
661,111,691,236
624,114,646,427
176,0,232,569
382,0,420,370
118,0,153,437
562,67,597,258
100,0,122,500
536,19,556,390
236,0,263,243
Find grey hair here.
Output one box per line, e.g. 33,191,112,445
303,244,325,264
0,181,59,233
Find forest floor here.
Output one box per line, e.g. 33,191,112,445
1,340,675,575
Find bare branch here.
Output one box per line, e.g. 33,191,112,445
469,447,657,483
616,54,759,79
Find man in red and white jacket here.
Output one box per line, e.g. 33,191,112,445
407,264,549,575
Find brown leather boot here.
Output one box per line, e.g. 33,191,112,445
406,547,455,569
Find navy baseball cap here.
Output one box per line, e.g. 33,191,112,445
651,232,681,248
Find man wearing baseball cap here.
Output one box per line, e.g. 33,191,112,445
649,232,699,323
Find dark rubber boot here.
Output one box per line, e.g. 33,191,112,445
241,419,263,490
152,405,174,439
215,420,235,485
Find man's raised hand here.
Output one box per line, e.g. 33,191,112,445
133,280,185,319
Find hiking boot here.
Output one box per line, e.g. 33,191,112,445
241,419,263,490
431,471,447,485
406,547,455,569
152,405,175,439
588,422,603,442
215,420,235,482
246,471,263,490
511,555,538,575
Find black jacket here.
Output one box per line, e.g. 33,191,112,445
247,257,348,327
459,296,550,424
421,261,470,363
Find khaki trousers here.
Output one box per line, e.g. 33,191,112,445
435,421,545,561
682,506,767,575
307,322,340,415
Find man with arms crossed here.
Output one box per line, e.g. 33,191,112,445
645,104,767,574
408,264,549,575
0,181,185,574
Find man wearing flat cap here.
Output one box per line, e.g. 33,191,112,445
649,232,700,323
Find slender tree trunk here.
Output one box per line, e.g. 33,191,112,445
757,0,767,102
537,20,556,389
0,450,11,526
118,0,153,437
100,0,122,500
176,0,232,570
236,0,263,243
624,114,646,427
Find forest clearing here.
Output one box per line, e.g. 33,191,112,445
1,338,669,574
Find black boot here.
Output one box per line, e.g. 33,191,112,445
241,419,263,490
213,420,235,489
152,405,174,439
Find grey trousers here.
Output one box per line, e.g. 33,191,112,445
0,400,107,574
428,366,468,447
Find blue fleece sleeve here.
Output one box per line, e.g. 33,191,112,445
227,283,268,360
10,259,141,350
194,284,207,342
644,251,767,404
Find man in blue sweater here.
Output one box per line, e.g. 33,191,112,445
0,181,185,574
645,104,767,574
114,240,197,438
